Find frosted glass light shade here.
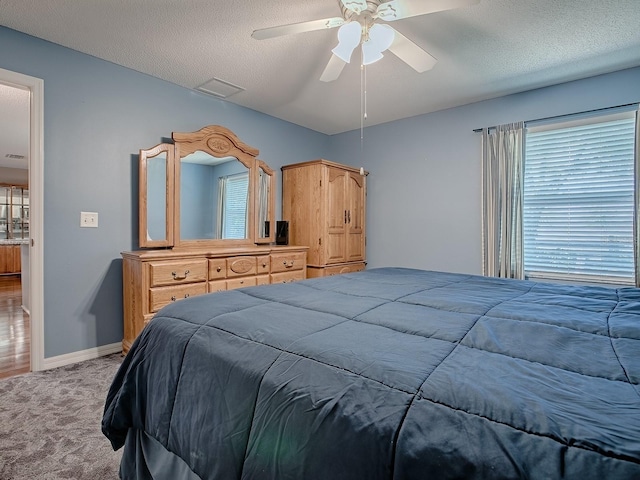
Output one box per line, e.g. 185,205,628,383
362,24,395,65
331,22,362,63
362,41,384,65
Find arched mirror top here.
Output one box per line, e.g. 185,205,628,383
173,125,259,165
138,125,276,249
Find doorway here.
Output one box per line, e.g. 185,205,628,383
0,67,44,377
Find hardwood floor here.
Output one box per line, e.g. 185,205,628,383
0,274,29,379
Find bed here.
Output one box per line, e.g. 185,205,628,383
102,267,640,479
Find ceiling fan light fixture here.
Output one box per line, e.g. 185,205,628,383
369,23,395,50
331,21,362,63
362,23,395,65
362,41,384,65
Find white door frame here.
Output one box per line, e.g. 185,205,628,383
0,67,44,371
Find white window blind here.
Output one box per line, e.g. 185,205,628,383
222,173,249,239
523,110,637,285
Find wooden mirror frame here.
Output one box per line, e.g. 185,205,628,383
255,159,276,244
138,125,276,249
139,143,174,248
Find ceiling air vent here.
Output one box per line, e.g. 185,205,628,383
195,77,245,99
5,154,25,159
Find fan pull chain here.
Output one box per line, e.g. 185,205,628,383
360,55,368,153
360,62,364,145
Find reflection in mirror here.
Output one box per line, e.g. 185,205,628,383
255,159,275,244
180,151,249,241
257,166,270,238
147,151,167,242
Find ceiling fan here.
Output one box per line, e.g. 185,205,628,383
252,0,480,82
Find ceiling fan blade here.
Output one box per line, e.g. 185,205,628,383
320,54,347,82
377,0,480,21
252,17,345,40
387,28,437,73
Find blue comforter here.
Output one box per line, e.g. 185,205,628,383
102,268,640,479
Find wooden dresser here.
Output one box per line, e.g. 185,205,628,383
282,159,366,278
121,245,307,353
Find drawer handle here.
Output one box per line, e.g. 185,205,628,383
184,294,190,299
262,262,267,268
282,260,294,268
216,266,222,272
172,270,190,280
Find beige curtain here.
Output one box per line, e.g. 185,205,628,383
481,122,525,279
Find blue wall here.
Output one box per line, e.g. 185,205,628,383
329,66,640,274
2,25,639,358
0,26,329,358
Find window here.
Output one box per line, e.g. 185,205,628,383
219,172,249,239
523,110,637,285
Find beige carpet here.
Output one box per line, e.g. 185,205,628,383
0,354,123,479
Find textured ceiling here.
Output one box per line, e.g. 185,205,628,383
0,83,29,170
1,0,640,145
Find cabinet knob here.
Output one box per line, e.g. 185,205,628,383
171,296,176,302
216,266,221,272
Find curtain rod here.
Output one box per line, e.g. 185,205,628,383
472,102,639,133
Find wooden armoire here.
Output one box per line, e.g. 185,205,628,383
282,159,366,278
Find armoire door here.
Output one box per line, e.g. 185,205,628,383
346,171,365,262
325,166,347,264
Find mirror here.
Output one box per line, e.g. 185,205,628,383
179,152,250,241
139,143,174,248
256,160,275,243
138,125,275,248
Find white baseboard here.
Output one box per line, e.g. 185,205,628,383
41,342,122,370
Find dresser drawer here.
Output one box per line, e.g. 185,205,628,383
227,256,257,277
149,283,207,312
149,260,208,287
227,276,257,290
208,279,227,293
270,251,306,273
324,262,366,276
271,270,305,284
208,259,227,280
257,255,270,275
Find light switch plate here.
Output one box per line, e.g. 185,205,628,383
80,211,98,228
